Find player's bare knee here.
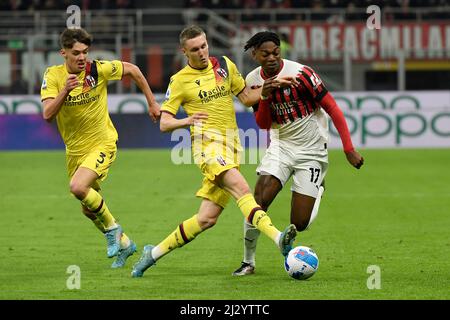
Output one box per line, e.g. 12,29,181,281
69,181,88,200
198,216,217,229
228,181,251,198
237,182,252,197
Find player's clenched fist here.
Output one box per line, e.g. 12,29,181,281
148,102,161,123
65,74,80,92
345,150,364,169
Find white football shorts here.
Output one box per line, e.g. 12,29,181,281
256,142,328,198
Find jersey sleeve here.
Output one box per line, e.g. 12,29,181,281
225,56,246,96
40,67,59,101
320,92,354,153
297,66,328,102
98,60,124,81
161,76,183,115
245,69,261,111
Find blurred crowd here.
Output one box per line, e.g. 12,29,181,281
184,0,450,22
0,0,135,11
2,0,449,11
185,0,450,9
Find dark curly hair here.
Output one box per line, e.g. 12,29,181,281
244,31,280,51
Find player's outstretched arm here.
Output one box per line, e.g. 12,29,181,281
160,111,208,133
320,92,364,169
42,74,79,122
122,62,160,123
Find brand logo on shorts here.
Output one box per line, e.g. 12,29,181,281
216,156,226,166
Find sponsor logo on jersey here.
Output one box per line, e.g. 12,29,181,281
64,92,100,106
197,85,230,103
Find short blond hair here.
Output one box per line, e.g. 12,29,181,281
179,25,205,47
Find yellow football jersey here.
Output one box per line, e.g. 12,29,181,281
161,56,246,137
41,60,123,155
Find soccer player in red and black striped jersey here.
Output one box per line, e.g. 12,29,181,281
232,31,364,276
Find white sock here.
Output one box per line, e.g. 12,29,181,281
306,186,324,229
275,232,282,248
243,220,261,266
151,245,164,261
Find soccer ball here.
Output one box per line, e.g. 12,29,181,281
284,246,319,280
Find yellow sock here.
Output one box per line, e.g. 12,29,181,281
152,214,203,261
81,188,117,230
120,233,131,249
237,193,279,242
92,218,106,233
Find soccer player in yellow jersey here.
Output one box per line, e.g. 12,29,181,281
132,25,297,277
41,28,160,268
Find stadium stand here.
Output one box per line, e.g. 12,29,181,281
0,0,449,94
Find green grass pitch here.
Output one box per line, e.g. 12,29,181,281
0,148,449,300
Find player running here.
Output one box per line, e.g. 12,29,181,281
232,31,364,276
41,28,160,268
131,25,298,278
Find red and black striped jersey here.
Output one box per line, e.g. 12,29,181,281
247,60,327,125
246,59,329,148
